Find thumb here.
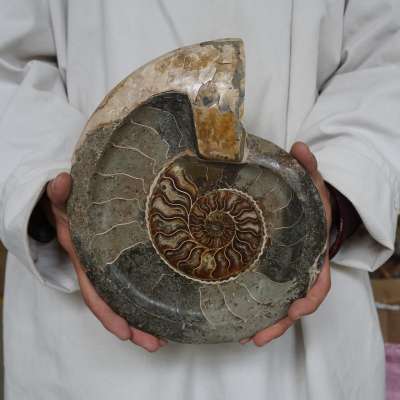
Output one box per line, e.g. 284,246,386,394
47,172,72,208
290,141,318,177
290,141,332,229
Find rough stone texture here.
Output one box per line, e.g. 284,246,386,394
67,39,327,344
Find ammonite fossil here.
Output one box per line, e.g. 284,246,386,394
68,39,327,344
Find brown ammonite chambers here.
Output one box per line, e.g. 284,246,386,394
146,161,267,283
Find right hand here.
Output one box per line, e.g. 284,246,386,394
44,172,167,352
240,142,332,347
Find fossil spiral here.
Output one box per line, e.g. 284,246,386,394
147,157,267,282
68,39,327,343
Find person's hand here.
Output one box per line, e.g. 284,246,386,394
240,141,332,347
45,172,167,352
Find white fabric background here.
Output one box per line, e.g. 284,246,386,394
1,0,399,399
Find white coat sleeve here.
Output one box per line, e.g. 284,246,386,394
297,0,400,271
0,0,85,292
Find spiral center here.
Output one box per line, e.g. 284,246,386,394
205,212,234,237
191,211,235,248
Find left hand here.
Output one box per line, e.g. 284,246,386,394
240,141,332,347
44,173,167,352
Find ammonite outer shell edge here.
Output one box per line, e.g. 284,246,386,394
67,39,327,344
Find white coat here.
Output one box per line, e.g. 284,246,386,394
1,1,400,399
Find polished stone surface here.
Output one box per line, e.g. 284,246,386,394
68,39,327,343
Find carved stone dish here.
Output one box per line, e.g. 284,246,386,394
67,39,327,344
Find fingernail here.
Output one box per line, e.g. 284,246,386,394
159,339,168,347
240,338,251,345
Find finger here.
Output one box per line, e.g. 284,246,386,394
290,142,332,227
290,141,324,196
65,231,161,346
48,211,75,255
55,221,74,250
252,317,294,347
130,327,164,352
288,255,331,320
290,142,318,176
76,252,164,348
47,172,72,209
73,258,132,341
48,174,166,350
